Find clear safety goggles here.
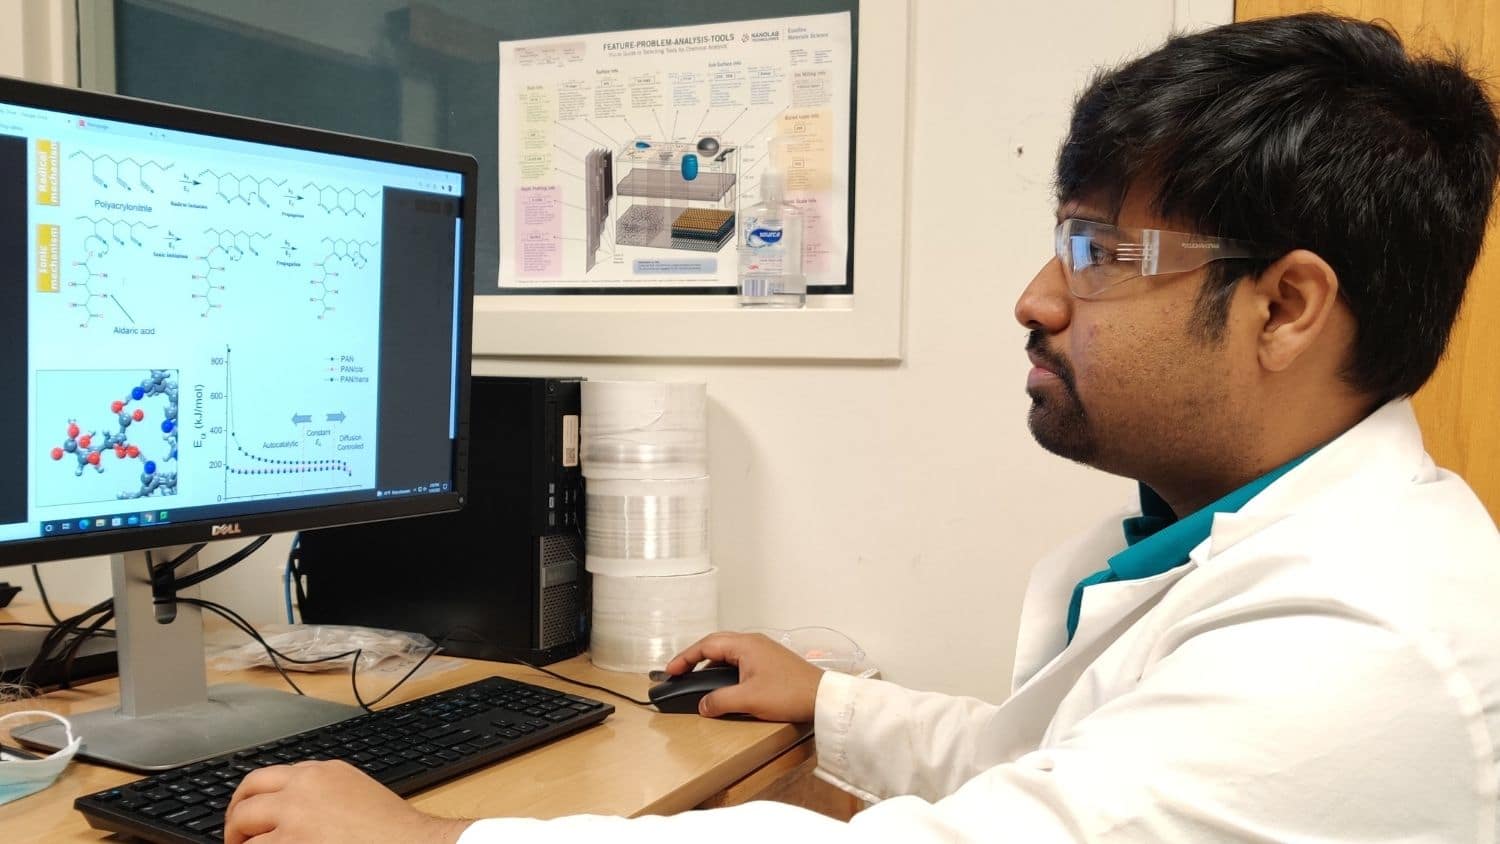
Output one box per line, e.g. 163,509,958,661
1055,217,1269,299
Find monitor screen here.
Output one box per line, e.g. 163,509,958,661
0,78,475,566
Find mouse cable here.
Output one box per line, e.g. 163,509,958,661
436,624,653,707
499,656,652,707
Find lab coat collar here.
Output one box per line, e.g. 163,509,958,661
1011,399,1425,695
1196,399,1429,562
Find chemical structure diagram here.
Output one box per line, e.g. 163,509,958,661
196,170,287,207
171,172,380,217
66,216,156,328
308,238,376,319
77,215,157,253
192,229,269,317
67,252,112,328
48,370,180,499
69,151,174,193
303,182,379,217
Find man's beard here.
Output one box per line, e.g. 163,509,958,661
1025,330,1098,463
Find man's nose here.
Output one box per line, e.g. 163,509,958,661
1015,257,1071,332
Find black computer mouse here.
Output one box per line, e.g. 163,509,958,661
648,663,740,714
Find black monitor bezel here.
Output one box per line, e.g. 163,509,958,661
0,75,476,567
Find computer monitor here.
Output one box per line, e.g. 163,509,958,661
0,75,476,770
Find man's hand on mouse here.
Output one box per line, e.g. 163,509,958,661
224,759,470,844
666,632,824,722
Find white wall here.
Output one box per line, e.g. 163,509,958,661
16,0,1232,701
0,0,77,84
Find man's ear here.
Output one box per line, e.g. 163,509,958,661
1251,249,1342,373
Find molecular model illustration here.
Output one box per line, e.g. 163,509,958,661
49,370,180,499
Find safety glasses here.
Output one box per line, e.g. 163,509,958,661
1055,217,1270,299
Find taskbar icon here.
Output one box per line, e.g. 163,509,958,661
43,509,171,536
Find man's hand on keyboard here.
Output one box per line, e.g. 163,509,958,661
224,759,471,844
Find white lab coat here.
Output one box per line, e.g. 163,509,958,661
460,400,1500,842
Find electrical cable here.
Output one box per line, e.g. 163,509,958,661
58,608,114,687
167,544,208,571
33,597,110,666
177,597,445,713
284,534,299,624
15,535,264,690
354,633,445,711
177,597,325,696
147,549,178,624
0,621,111,635
186,604,654,712
21,597,112,690
175,536,269,589
281,533,651,707
22,526,649,710
29,565,62,625
148,544,208,625
289,537,310,617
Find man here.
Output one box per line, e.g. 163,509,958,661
226,13,1500,842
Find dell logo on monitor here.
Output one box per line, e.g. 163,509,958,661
210,523,243,537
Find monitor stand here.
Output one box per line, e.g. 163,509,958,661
11,547,362,771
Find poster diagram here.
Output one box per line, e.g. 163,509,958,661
498,12,852,291
36,369,180,507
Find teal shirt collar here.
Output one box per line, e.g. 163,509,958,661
1065,450,1316,642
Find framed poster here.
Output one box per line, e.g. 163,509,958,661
478,0,908,361
498,12,853,296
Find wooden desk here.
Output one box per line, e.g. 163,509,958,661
1,600,856,840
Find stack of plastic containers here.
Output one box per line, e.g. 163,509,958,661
581,380,716,673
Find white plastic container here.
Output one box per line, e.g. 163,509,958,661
589,568,719,673
580,380,708,480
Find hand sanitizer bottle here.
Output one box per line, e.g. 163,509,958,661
738,141,805,307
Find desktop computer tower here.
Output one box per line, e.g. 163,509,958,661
293,376,587,665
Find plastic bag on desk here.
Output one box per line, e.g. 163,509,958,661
207,624,435,674
745,626,878,678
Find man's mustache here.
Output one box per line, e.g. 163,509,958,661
1026,330,1079,394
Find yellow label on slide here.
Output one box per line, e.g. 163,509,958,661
36,224,59,292
36,139,59,205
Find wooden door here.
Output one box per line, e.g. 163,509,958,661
1237,0,1500,523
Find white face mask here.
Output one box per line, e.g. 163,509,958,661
0,711,81,806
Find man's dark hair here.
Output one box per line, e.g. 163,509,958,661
1057,13,1500,400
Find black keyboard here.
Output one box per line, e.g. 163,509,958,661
74,676,614,843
